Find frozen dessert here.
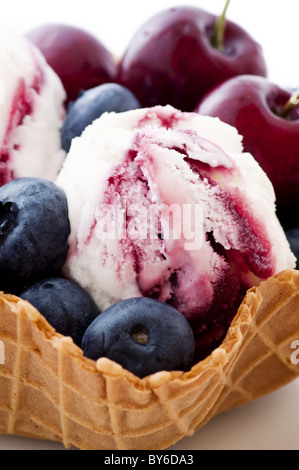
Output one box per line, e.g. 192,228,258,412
0,30,66,186
56,105,296,359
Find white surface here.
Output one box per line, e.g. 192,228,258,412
1,0,299,451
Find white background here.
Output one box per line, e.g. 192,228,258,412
1,0,299,451
1,0,298,89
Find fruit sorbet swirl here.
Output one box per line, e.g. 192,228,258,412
0,31,66,186
57,105,295,360
0,61,43,185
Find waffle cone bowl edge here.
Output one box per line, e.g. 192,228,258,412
1,268,299,450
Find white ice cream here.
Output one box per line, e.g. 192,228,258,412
0,30,66,184
56,105,296,321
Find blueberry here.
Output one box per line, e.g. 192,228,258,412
61,83,141,152
0,177,70,291
81,297,195,378
285,227,299,269
20,277,100,346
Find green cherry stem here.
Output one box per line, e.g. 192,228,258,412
211,0,231,50
280,89,299,118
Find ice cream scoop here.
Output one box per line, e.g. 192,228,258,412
56,105,296,360
0,31,66,186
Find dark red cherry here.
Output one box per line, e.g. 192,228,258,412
27,23,117,102
117,3,267,111
197,75,299,227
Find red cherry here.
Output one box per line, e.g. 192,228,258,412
196,75,299,226
27,23,117,102
117,2,267,112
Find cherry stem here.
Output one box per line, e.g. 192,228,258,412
211,0,231,50
280,89,299,118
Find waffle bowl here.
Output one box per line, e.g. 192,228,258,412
0,268,299,450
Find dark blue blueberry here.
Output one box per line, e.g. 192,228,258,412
0,177,70,291
61,83,141,152
81,297,195,378
20,277,100,346
285,227,299,269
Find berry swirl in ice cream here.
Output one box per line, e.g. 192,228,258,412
56,105,295,360
0,31,66,186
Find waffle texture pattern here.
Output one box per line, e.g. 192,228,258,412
0,269,299,450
